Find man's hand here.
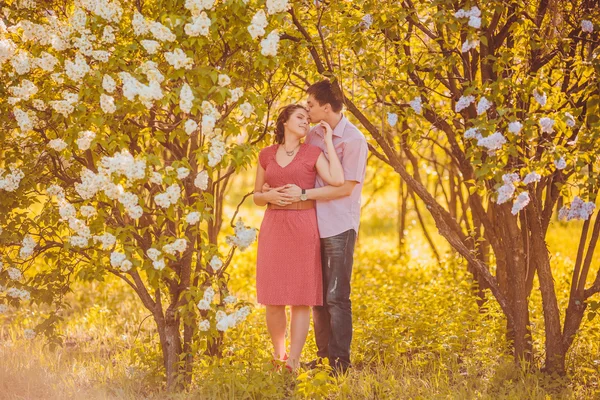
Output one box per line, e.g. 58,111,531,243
281,184,302,202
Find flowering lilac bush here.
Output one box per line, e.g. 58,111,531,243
0,0,293,388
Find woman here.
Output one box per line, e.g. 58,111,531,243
253,104,344,371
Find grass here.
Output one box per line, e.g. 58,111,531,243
1,169,600,399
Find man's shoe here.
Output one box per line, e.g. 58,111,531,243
302,358,323,370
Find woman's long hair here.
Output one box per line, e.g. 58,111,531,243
273,104,308,144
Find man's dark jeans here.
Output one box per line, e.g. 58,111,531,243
313,229,356,371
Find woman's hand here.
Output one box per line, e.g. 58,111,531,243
320,121,333,143
265,186,295,206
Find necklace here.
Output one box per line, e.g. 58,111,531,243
283,143,300,156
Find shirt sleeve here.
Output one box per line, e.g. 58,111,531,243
342,138,368,183
308,145,323,168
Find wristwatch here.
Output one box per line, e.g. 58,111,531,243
300,189,307,201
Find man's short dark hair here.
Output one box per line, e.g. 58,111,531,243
307,79,344,113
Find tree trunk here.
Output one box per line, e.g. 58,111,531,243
156,309,183,391
398,178,408,254
527,199,565,374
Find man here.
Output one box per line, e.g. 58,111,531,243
280,79,368,373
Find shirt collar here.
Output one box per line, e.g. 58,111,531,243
314,114,347,138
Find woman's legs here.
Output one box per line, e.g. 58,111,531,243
287,305,310,370
266,305,287,360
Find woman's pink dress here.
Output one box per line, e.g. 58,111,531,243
256,143,323,306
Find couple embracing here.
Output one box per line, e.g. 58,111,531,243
253,80,368,373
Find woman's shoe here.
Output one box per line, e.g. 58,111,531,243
270,353,288,371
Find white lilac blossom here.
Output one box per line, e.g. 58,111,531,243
7,267,22,281
7,287,30,300
581,20,594,33
559,196,596,221
20,235,36,259
0,304,8,314
164,48,193,69
533,90,547,107
185,0,216,15
102,25,115,43
266,0,289,14
110,251,127,268
93,233,116,250
464,127,481,140
64,53,90,82
203,287,215,302
194,170,209,190
186,211,201,224
185,119,198,135
9,79,38,100
554,157,567,170
539,117,554,133
48,138,68,152
224,295,236,304
154,184,181,208
197,299,211,310
140,40,160,54
477,131,506,152
468,15,481,29
153,259,166,270
100,150,146,181
147,248,161,261
177,167,190,180
70,235,89,247
511,192,530,215
455,7,481,30
162,238,187,255
0,167,25,192
46,185,64,197
209,255,223,272
218,74,231,87
409,97,423,114
229,88,243,103
248,10,268,39
202,114,216,134
100,94,116,114
80,205,97,218
476,97,492,115
0,38,16,65
225,219,257,250
102,75,116,93
34,52,59,71
150,171,163,185
359,14,374,29
185,12,211,37
92,50,110,63
461,39,479,53
14,107,34,132
77,130,96,151
496,173,520,204
523,172,541,185
508,121,523,135
565,112,576,128
387,112,398,127
149,21,176,42
260,30,280,57
239,102,254,118
198,319,210,331
208,135,226,167
180,83,194,113
10,51,32,75
455,95,475,112
32,99,46,111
